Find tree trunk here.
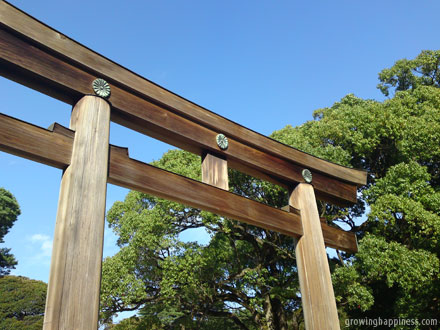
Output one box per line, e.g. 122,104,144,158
271,297,288,330
264,293,276,330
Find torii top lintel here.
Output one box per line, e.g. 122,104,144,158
0,1,366,206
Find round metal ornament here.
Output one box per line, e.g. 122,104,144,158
302,169,313,183
92,78,111,98
216,134,228,150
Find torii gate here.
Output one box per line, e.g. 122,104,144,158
0,2,366,329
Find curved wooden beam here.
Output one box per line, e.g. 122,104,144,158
0,1,366,207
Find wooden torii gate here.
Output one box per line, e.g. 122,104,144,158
0,2,367,329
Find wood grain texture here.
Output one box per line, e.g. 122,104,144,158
0,113,72,168
283,205,357,253
0,114,357,253
108,149,303,238
43,96,110,330
289,184,340,330
0,27,358,206
321,222,358,253
0,1,367,189
202,152,229,190
0,113,359,252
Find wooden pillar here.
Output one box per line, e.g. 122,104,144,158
289,183,340,330
44,96,110,330
201,152,229,190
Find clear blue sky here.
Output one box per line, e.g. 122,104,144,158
1,0,440,285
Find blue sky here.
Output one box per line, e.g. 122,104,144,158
1,0,440,287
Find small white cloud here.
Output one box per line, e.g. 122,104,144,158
41,240,53,257
28,233,53,260
31,234,50,242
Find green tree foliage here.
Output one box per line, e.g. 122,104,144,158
0,188,20,275
101,151,300,329
377,50,440,96
101,50,440,329
273,50,440,328
0,275,47,330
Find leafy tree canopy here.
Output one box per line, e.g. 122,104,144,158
0,188,20,276
0,275,47,330
101,50,440,329
377,50,440,96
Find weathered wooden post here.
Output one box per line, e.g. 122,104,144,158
202,132,229,191
0,3,367,328
289,182,340,330
43,95,110,330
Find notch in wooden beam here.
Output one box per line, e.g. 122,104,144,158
0,1,367,207
282,204,358,253
0,112,360,252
